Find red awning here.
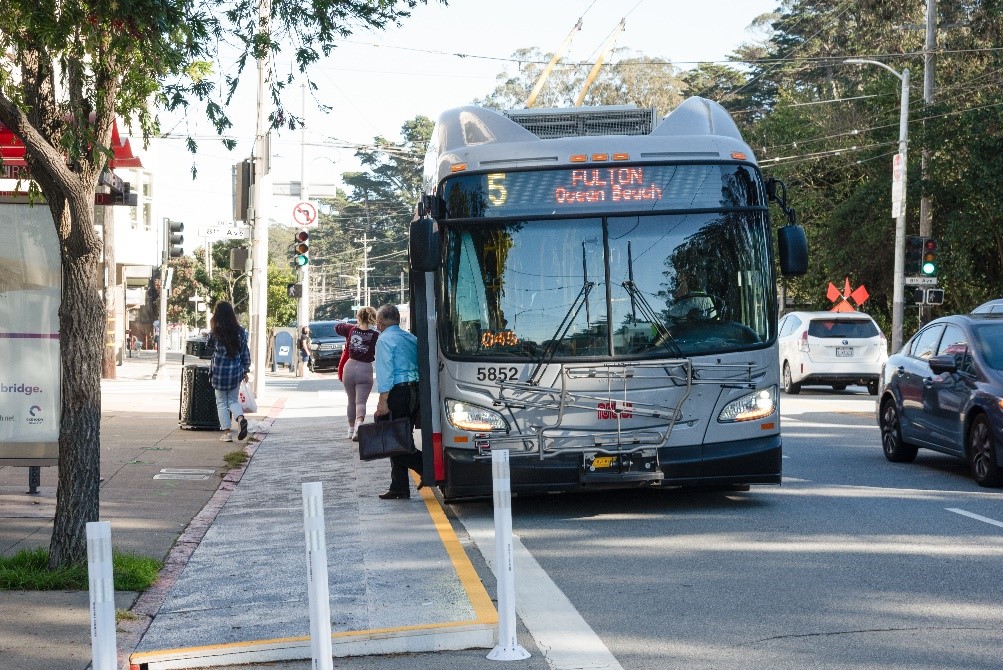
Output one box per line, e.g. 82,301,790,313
0,118,144,170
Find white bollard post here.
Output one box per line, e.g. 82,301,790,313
487,449,530,661
86,521,117,670
302,482,334,670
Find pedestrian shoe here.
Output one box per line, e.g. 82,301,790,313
346,426,354,439
378,490,410,500
237,416,248,441
351,427,360,442
220,432,234,443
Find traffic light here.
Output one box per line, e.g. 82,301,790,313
287,282,303,298
166,220,184,259
920,238,938,276
293,230,310,266
926,288,945,305
905,235,923,276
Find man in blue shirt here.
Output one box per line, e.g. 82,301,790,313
373,304,424,499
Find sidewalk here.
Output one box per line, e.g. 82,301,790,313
0,351,502,670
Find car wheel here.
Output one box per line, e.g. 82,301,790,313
879,399,917,463
968,414,1003,487
831,384,847,392
782,363,800,395
867,380,879,396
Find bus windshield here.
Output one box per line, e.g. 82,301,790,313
442,210,774,360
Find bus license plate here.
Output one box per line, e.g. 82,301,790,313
836,347,853,357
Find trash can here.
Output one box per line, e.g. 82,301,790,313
185,337,208,357
179,362,221,430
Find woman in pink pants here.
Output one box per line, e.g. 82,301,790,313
336,306,379,440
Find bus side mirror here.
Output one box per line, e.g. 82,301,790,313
409,218,439,273
778,224,808,276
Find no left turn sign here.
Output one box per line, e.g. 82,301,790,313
293,201,318,226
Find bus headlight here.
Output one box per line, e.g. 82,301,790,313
446,399,508,432
718,387,776,423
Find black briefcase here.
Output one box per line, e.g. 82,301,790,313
357,416,416,461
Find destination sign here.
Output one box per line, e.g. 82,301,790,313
441,164,762,219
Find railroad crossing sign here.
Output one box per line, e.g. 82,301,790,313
292,201,318,226
827,277,869,312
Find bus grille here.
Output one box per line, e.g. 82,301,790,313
503,107,658,138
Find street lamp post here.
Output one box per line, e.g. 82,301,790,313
844,59,910,353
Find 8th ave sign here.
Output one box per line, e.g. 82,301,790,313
904,276,938,286
198,225,250,239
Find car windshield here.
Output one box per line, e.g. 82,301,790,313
441,210,773,360
309,323,341,339
972,323,1003,370
807,319,879,339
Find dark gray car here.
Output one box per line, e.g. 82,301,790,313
307,320,348,371
878,313,1003,487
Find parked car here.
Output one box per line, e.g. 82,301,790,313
778,311,887,395
877,312,1003,487
972,298,1003,315
307,320,349,372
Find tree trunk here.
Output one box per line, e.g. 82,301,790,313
48,195,104,569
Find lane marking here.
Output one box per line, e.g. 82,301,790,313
456,507,624,670
946,508,1003,529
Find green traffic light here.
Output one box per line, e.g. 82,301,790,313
922,261,936,275
294,254,309,267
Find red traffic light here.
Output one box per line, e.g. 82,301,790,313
295,230,309,243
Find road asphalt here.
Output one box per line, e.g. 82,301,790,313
0,349,547,670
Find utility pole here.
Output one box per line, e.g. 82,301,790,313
919,0,936,327
249,0,272,399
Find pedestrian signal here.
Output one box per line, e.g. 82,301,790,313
287,282,303,298
926,288,945,305
920,238,938,276
293,230,310,266
910,287,926,305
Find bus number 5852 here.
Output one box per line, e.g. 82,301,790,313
476,366,519,382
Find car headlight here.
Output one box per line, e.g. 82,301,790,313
718,387,776,423
446,399,508,432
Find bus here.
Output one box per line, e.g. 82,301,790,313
408,98,808,500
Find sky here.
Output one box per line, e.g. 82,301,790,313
147,0,778,235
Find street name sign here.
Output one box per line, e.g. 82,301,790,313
198,225,250,239
904,276,938,286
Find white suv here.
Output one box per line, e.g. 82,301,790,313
777,311,887,395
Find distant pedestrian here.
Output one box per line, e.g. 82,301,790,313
208,301,251,442
298,326,312,377
373,304,424,499
336,307,379,441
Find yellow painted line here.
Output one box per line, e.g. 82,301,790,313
130,474,497,666
413,471,498,625
130,619,491,663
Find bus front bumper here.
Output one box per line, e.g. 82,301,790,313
440,434,782,500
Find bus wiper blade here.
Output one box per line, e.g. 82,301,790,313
528,281,595,386
621,281,683,357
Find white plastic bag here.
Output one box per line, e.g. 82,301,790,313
238,380,258,414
